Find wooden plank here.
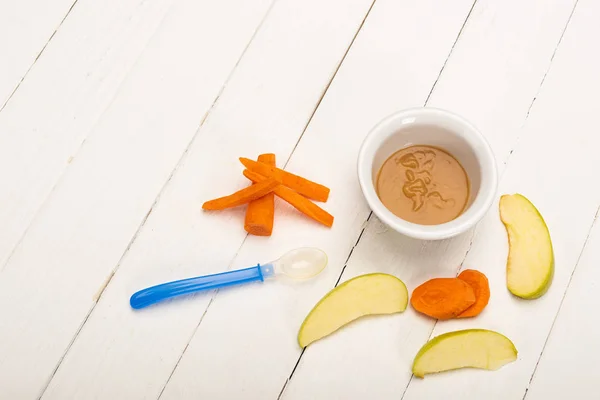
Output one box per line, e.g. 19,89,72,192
38,0,376,399
0,0,178,270
0,0,274,398
279,0,580,399
0,0,75,106
514,0,600,398
525,216,600,400
404,0,600,398
157,0,478,398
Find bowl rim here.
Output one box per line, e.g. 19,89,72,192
357,107,498,240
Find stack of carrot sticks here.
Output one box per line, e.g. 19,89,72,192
202,153,333,236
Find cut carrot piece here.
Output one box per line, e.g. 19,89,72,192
244,154,276,236
244,169,333,227
411,278,475,320
456,269,490,318
240,157,330,202
202,178,279,210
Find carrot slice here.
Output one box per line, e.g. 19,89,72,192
244,154,276,236
456,269,490,318
411,278,476,320
243,169,333,227
240,157,330,202
202,178,279,210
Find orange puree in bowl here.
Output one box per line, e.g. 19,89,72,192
376,145,469,225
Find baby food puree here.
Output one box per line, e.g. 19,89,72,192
376,145,469,225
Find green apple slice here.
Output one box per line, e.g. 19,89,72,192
500,193,554,299
298,273,408,348
412,329,517,378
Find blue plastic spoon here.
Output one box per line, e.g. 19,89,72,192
130,247,327,309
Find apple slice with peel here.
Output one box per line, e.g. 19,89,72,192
298,273,408,348
500,194,554,299
412,329,517,378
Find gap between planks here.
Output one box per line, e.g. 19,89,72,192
0,0,181,274
155,0,380,397
521,204,600,400
33,0,579,398
501,0,580,169
0,0,80,113
35,0,280,397
276,0,479,398
400,0,581,397
399,0,582,397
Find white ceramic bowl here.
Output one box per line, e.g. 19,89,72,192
357,107,497,240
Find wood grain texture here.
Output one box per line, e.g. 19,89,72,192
0,0,176,271
283,0,579,399
39,0,375,398
0,0,274,398
525,218,600,400
405,0,600,397
513,0,600,397
1,0,596,398
0,0,76,106
160,0,476,398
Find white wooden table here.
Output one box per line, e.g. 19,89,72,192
1,0,597,398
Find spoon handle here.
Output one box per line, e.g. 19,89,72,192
130,264,273,309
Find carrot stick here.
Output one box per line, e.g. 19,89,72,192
410,278,475,320
202,178,279,210
240,157,330,202
243,169,334,227
244,154,276,236
456,269,490,318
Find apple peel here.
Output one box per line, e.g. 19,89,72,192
298,273,408,348
500,193,554,299
413,329,518,378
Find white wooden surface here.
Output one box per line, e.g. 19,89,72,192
1,0,597,398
